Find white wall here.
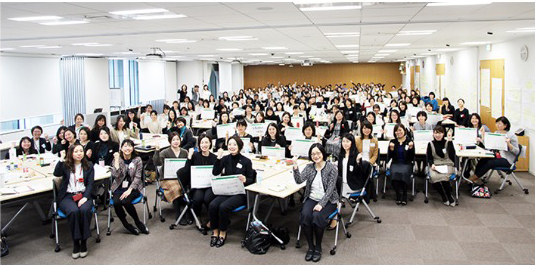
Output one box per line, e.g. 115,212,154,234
177,61,205,93
165,61,178,103
232,63,244,94
0,55,62,121
218,62,232,95
138,60,166,102
84,58,110,114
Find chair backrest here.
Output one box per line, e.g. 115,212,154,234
513,144,523,165
52,177,62,200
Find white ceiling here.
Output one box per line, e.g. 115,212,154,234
1,2,535,64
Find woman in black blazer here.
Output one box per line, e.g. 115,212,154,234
91,127,119,166
53,143,94,259
30,125,51,154
5,137,38,159
337,133,374,201
176,117,196,150
388,124,415,205
259,122,289,157
52,126,67,156
210,136,256,248
324,111,349,158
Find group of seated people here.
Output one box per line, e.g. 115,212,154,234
4,82,520,261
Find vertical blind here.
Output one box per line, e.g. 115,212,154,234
60,57,86,126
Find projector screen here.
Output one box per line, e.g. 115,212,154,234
138,60,166,102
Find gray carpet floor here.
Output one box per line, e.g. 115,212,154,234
2,172,535,265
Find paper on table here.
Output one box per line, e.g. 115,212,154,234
285,127,304,141
163,158,187,179
434,165,449,174
492,78,503,118
291,139,315,157
455,127,477,144
14,185,34,193
201,108,215,120
481,69,491,107
216,123,236,139
190,166,214,189
484,133,508,151
413,130,433,142
211,175,245,196
316,126,328,137
0,188,16,195
262,146,286,158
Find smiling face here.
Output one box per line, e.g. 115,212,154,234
99,130,109,142
471,115,479,127
342,137,352,151
268,125,277,138
228,139,239,155
21,139,32,150
304,127,313,138
72,145,85,162
310,147,323,163
75,116,84,126
117,117,126,129
395,126,406,139
363,126,371,136
32,128,42,139
97,118,105,127
366,114,375,124
79,130,88,142
171,135,181,148
121,142,133,156
496,120,506,131
65,131,75,142
200,137,211,152
433,130,444,141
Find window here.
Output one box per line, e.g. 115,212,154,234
0,120,20,133
108,59,139,107
0,113,61,134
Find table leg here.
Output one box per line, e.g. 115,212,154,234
1,202,30,235
32,201,48,222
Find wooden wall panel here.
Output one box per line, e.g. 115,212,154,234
243,63,402,89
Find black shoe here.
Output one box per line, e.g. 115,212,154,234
179,217,189,226
72,241,80,259
215,236,226,248
125,224,139,235
210,236,218,247
80,240,88,258
396,200,402,205
312,250,322,262
305,249,314,261
401,200,407,206
136,222,149,234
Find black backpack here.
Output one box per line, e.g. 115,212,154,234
241,222,271,254
1,236,8,257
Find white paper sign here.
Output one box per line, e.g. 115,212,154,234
211,175,246,195
262,146,285,158
247,123,269,137
372,124,383,138
232,108,245,117
413,130,434,142
492,78,503,118
485,133,508,151
455,127,477,144
285,127,304,141
316,126,328,137
241,137,252,153
216,123,236,139
201,108,215,120
427,113,443,125
291,139,315,157
384,123,397,139
163,158,187,179
190,165,214,188
434,165,449,174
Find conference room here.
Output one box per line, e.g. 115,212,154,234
1,1,535,264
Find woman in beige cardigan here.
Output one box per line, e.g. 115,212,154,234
355,121,379,165
110,115,139,145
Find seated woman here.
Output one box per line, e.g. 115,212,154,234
68,113,89,138
153,132,190,224
78,127,94,160
324,111,349,159
232,119,256,153
52,126,68,156
468,113,490,145
278,112,293,134
53,144,94,259
5,136,37,159
469,116,519,184
210,136,256,248
355,121,379,165
110,115,139,145
179,135,217,228
292,143,338,262
211,112,232,151
427,125,456,207
412,111,433,131
62,128,80,152
91,127,119,166
176,117,196,150
243,105,255,124
439,97,455,120
259,122,288,156
141,110,162,134
453,99,470,127
339,133,373,199
30,125,51,154
388,124,415,205
110,139,149,235
89,114,107,142
265,107,280,124
425,102,436,114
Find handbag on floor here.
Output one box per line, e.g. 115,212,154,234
242,221,271,254
471,184,491,198
1,236,8,257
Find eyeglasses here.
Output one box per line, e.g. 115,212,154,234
311,152,322,157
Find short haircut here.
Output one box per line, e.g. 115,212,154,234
64,128,77,139
360,121,374,139
429,92,435,97
227,135,244,152
120,139,138,159
308,143,327,162
416,111,428,120
393,123,407,138
150,110,158,116
236,119,248,128
74,113,84,122
433,125,445,134
496,116,511,131
31,125,43,134
198,134,213,149
168,131,181,144
302,122,316,136
79,127,91,139
458,98,465,104
176,117,187,125
98,126,110,136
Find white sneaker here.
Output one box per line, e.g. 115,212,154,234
450,202,456,207
80,250,88,258
443,201,450,206
72,252,80,259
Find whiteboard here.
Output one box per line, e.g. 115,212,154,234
138,60,166,102
110,88,123,107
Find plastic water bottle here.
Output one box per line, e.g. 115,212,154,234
9,143,16,163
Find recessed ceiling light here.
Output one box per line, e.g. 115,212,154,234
40,21,89,26
335,44,359,48
325,33,360,38
385,43,411,47
37,45,62,49
219,36,258,41
0,48,15,51
397,30,437,36
198,55,216,57
8,16,62,22
110,8,169,15
216,48,242,51
460,41,490,45
249,53,268,56
341,50,359,53
285,52,304,55
299,5,361,11
427,2,491,7
262,47,288,50
20,45,45,48
134,14,186,20
378,50,398,53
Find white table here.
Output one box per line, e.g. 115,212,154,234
453,144,495,204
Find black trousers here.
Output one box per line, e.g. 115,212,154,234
59,194,93,241
300,199,337,229
191,188,215,215
113,189,142,226
475,158,511,178
208,194,246,231
391,180,408,201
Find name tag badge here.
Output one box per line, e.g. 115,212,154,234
236,163,242,169
405,145,409,151
122,181,129,188
349,165,354,171
109,150,113,153
42,144,46,148
128,163,135,169
370,143,376,147
443,149,447,154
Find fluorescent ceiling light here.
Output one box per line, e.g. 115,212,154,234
219,36,258,41
506,27,535,33
460,41,490,45
156,39,196,44
40,21,88,26
262,47,288,50
198,55,216,57
8,16,62,22
435,48,460,52
110,8,169,15
285,52,304,55
335,44,359,48
309,58,321,60
114,51,140,55
75,53,103,56
300,5,361,11
20,45,45,48
325,33,360,38
427,2,492,7
249,53,268,56
87,43,112,47
379,50,398,53
341,50,359,54
262,60,274,63
72,43,98,46
271,56,284,59
421,52,437,56
385,43,411,47
0,48,15,51
134,14,186,20
299,55,313,58
375,54,390,56
345,55,359,57
37,45,62,49
397,30,437,36
216,48,242,51
372,57,385,59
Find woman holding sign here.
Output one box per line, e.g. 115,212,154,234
470,116,519,184
211,112,233,151
292,143,339,262
153,132,190,223
53,144,94,259
232,120,256,154
388,124,415,205
259,122,289,157
210,136,256,248
427,125,456,206
110,139,148,235
176,117,196,150
355,121,379,165
324,111,349,159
